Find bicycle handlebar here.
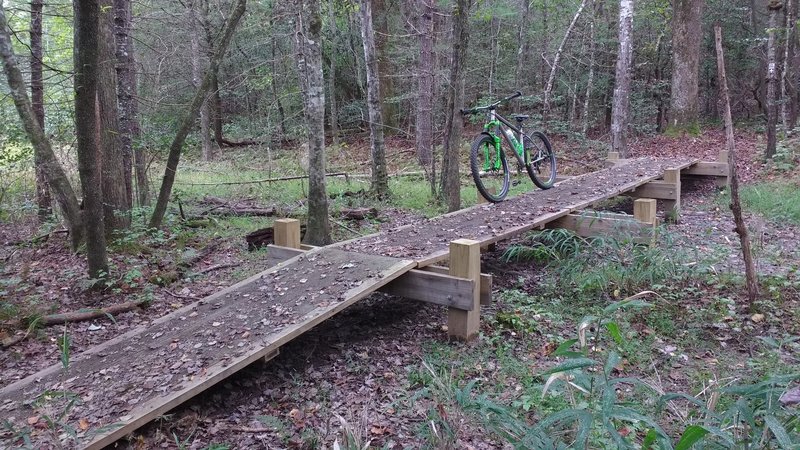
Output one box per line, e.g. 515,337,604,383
460,91,522,115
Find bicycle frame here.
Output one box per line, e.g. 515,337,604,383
482,109,529,170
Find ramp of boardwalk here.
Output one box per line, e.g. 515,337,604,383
0,156,722,449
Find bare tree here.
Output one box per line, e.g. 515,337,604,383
611,0,634,157
99,0,131,233
0,3,84,249
149,0,247,229
513,0,531,94
327,0,340,146
414,0,436,195
669,0,703,131
188,0,214,161
581,0,596,136
766,0,782,159
440,0,472,212
29,0,52,221
782,0,794,134
295,0,332,245
715,24,759,308
114,0,148,205
74,0,109,278
360,0,389,198
543,0,587,120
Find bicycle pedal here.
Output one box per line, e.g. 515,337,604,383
512,179,521,187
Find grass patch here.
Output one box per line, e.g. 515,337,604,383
735,182,800,224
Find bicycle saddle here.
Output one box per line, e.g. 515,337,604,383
512,114,529,121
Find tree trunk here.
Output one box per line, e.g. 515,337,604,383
0,3,84,249
295,0,332,245
782,0,794,134
269,12,288,137
610,0,634,157
766,1,782,159
440,0,471,212
113,0,148,206
513,0,531,94
668,0,703,131
414,0,435,194
30,0,51,221
327,0,340,146
211,71,224,145
582,0,596,136
372,0,396,130
149,0,247,229
98,0,131,233
189,0,214,161
74,0,109,278
360,0,389,198
714,24,759,308
543,0,587,121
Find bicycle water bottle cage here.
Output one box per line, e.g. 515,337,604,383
512,114,529,122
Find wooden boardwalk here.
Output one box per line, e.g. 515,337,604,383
0,156,723,449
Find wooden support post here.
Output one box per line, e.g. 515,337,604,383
633,199,657,224
607,151,619,161
662,168,681,223
717,150,730,187
447,239,481,341
274,219,301,249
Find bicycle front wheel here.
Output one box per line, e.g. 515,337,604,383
524,131,557,189
470,134,510,203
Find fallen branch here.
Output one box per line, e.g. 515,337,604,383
39,300,147,326
1,332,30,348
175,172,350,186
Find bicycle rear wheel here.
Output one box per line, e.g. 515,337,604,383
470,134,510,202
524,131,557,189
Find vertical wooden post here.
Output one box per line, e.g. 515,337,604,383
447,239,481,341
717,150,730,187
633,198,657,224
607,151,619,161
662,168,681,223
274,219,301,249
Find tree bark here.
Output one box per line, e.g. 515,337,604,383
668,0,703,131
439,0,472,212
766,1,782,159
189,0,214,161
611,0,634,157
114,0,148,206
513,0,531,94
360,0,389,198
30,0,52,221
98,0,131,233
295,0,332,245
74,0,109,278
782,0,794,134
372,0,396,130
714,24,759,308
327,0,340,146
543,0,587,121
414,0,436,194
0,3,84,249
582,0,596,136
149,0,247,229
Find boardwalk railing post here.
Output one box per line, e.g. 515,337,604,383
447,239,481,341
662,168,681,223
274,219,301,249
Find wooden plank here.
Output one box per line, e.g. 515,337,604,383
447,239,481,341
382,270,475,310
265,244,306,267
622,180,678,200
545,212,650,239
683,161,729,177
421,265,492,305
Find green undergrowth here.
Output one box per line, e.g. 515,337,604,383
731,182,800,225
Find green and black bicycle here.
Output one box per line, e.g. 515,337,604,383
461,92,557,203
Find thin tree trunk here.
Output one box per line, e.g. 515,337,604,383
149,0,247,229
440,0,472,212
543,0,587,121
514,0,531,94
610,0,634,157
189,0,213,161
74,0,109,278
767,1,782,158
211,71,224,145
327,0,340,146
98,0,131,233
489,16,498,97
360,0,389,198
114,0,147,206
30,0,51,221
269,12,288,137
295,0,332,245
782,0,794,134
714,24,759,308
372,0,396,130
414,0,435,193
0,4,83,249
669,0,703,130
582,0,595,136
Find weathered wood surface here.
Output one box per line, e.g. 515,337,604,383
0,248,414,449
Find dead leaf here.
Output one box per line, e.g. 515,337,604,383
79,418,90,431
751,313,765,323
26,416,39,425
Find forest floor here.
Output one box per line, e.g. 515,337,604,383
1,129,799,449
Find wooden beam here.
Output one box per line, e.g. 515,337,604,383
447,239,481,341
546,212,651,240
382,270,475,310
274,218,301,248
421,265,492,305
682,161,729,177
265,244,306,267
622,180,678,200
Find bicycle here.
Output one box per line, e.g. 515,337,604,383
461,92,557,203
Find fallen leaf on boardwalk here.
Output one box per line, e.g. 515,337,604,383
26,416,39,425
79,418,90,430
